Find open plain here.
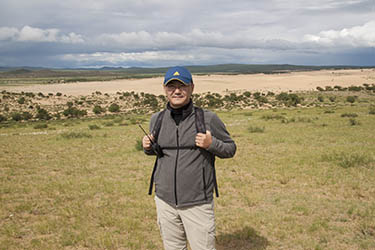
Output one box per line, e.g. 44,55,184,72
1,68,375,249
1,69,375,96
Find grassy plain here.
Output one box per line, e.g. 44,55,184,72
1,97,375,249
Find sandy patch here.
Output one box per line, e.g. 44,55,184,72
1,69,374,96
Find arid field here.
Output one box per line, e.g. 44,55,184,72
1,69,375,96
1,68,375,249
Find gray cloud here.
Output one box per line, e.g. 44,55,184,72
0,0,374,67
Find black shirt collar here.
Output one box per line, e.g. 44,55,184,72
167,99,193,122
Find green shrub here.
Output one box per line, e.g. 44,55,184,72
348,85,363,91
61,132,92,139
341,113,358,118
349,118,360,126
329,96,336,102
276,92,302,106
346,96,356,103
243,91,251,97
317,95,324,102
261,114,285,120
21,112,32,120
322,152,374,169
93,105,105,114
324,110,335,114
63,107,87,118
36,108,52,120
11,113,22,121
108,103,120,113
33,124,48,129
17,97,25,104
88,124,101,130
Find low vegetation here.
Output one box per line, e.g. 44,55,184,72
0,81,374,249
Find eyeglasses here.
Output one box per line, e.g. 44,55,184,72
165,84,189,92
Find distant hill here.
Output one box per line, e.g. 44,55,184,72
0,64,373,79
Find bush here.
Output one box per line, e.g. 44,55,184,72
276,92,302,106
88,124,101,130
11,112,32,121
34,123,48,129
348,85,363,91
322,152,373,168
243,91,251,97
56,92,62,96
329,96,336,102
346,96,356,103
324,110,335,114
317,95,324,102
108,103,120,113
36,108,52,120
63,107,87,118
93,105,105,114
349,118,360,126
18,97,25,104
341,113,358,118
21,112,32,120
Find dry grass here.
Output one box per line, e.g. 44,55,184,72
1,98,375,249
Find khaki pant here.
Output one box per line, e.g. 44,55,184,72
155,196,216,250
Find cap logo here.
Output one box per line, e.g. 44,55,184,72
173,71,180,76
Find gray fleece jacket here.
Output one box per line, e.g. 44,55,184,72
145,102,236,208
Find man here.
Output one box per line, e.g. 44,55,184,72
142,66,236,250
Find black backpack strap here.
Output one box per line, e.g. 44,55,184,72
194,107,206,134
194,107,219,197
151,109,166,142
148,110,166,195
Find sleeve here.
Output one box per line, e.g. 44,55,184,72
206,113,236,159
143,113,158,156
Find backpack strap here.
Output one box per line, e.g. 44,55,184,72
151,109,166,142
194,107,219,197
148,110,166,195
194,107,206,134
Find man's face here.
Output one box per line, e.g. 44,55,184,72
164,80,194,108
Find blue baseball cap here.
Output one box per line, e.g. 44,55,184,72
163,66,193,85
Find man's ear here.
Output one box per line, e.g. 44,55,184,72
191,83,194,92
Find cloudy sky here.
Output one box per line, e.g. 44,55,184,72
0,0,374,68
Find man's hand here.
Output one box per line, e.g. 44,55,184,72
142,134,154,150
195,130,212,149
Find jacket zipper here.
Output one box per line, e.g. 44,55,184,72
174,126,179,206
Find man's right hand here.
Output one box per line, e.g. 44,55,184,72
142,134,154,150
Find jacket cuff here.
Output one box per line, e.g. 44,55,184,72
207,136,218,153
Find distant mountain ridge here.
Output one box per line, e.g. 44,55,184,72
1,64,373,79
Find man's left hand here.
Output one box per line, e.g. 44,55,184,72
195,130,212,149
